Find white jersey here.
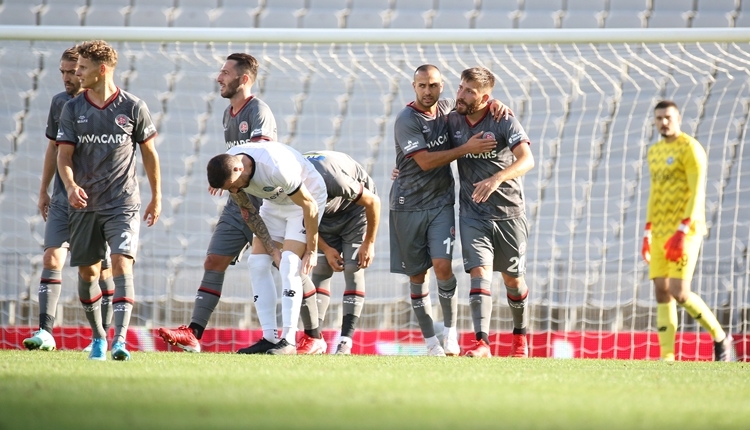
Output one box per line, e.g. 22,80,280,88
226,142,326,207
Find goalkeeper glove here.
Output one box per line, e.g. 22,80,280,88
664,218,691,262
641,222,651,263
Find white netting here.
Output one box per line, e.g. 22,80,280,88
1,28,748,356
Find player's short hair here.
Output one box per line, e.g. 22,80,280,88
61,46,79,63
77,40,118,67
226,53,259,83
461,67,495,92
207,154,237,189
414,64,440,78
654,100,679,112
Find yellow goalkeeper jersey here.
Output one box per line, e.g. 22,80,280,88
646,132,707,239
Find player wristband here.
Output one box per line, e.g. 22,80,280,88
677,218,691,234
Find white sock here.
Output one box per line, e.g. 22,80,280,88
263,329,278,343
247,254,278,340
425,335,439,348
280,251,303,345
340,336,352,346
444,325,457,341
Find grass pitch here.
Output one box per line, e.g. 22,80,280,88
0,351,747,430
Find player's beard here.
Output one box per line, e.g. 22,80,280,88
220,76,241,99
456,98,480,116
64,82,81,96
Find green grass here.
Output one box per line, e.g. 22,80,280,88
0,351,747,430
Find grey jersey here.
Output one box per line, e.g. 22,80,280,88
448,110,530,221
45,91,75,206
390,99,455,211
223,96,277,149
226,142,325,206
222,96,276,210
56,88,157,212
303,150,376,222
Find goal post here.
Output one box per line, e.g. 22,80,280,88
0,26,748,359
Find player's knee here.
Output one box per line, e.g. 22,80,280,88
279,250,302,277
502,274,523,289
409,272,427,284
247,253,272,272
109,254,133,275
204,254,233,272
432,259,453,279
42,248,65,270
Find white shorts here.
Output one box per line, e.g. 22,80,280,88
260,194,326,244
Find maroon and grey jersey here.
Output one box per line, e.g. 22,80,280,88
390,99,455,212
303,150,376,221
223,96,277,149
45,91,75,206
56,88,157,212
448,110,530,221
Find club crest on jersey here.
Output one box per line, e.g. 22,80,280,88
483,132,495,140
239,121,249,133
667,156,674,165
115,114,129,127
263,186,275,192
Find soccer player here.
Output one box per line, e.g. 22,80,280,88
390,64,502,356
23,46,115,352
641,100,732,362
157,53,281,354
56,40,162,361
297,150,380,355
207,142,327,354
447,67,535,358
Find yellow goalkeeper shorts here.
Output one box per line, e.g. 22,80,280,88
649,234,702,280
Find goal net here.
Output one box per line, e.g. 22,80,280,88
1,27,748,359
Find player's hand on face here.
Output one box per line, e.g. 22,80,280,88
357,242,375,269
489,100,514,121
466,131,497,155
472,176,502,203
38,192,51,221
67,186,88,209
208,186,224,197
144,198,161,227
324,248,345,272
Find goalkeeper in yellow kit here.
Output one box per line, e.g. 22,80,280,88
642,100,732,361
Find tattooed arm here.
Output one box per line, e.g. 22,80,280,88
231,192,282,268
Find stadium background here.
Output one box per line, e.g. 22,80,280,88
0,0,748,360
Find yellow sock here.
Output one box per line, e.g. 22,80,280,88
680,292,726,342
656,301,677,360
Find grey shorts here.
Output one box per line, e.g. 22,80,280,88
68,205,140,267
389,205,455,276
459,216,529,277
44,202,70,250
44,202,111,267
206,195,255,264
319,209,367,254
